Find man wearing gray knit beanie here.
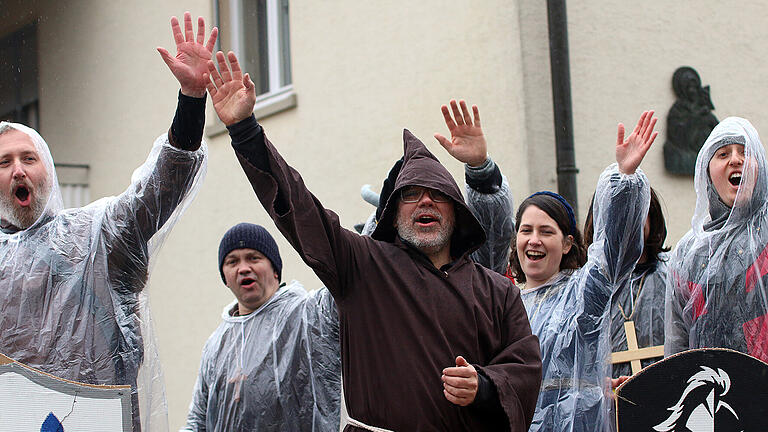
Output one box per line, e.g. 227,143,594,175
182,222,341,431
216,222,283,315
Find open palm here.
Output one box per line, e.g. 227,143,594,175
616,110,658,174
206,51,257,126
157,13,218,97
434,99,487,167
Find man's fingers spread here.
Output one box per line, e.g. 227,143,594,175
206,27,219,52
632,112,645,136
459,101,472,125
645,118,658,141
616,123,625,146
184,12,194,42
648,131,659,146
216,52,232,80
228,52,243,79
207,60,224,86
441,105,457,130
472,105,481,128
171,17,185,46
196,16,205,44
244,73,254,90
450,100,464,125
434,134,452,150
157,48,174,67
205,76,217,96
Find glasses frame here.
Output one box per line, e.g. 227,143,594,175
400,187,451,203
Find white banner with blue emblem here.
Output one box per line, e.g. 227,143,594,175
0,353,131,431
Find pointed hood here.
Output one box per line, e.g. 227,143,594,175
372,129,486,258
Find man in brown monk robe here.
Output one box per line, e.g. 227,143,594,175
203,50,542,431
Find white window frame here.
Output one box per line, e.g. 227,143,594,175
208,0,295,136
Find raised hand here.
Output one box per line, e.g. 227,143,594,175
434,100,488,167
616,110,658,175
441,355,479,406
157,12,218,98
205,51,257,126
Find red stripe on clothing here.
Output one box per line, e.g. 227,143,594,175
505,265,516,284
688,281,708,321
743,314,768,362
745,243,768,293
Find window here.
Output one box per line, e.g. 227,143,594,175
214,0,295,121
55,164,90,209
0,25,39,129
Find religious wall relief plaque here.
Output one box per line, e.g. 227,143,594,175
663,67,719,175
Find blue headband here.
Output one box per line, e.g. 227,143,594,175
526,191,577,236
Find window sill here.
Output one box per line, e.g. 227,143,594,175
206,87,297,138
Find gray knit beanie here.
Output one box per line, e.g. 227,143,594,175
218,223,282,283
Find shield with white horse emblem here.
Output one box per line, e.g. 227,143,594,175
615,348,768,431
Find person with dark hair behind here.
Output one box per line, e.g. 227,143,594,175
509,111,657,432
584,187,670,380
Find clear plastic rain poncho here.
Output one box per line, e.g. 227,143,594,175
609,255,668,378
465,171,515,275
521,163,649,432
0,122,207,431
666,117,768,362
181,281,341,431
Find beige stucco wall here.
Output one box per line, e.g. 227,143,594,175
4,0,768,430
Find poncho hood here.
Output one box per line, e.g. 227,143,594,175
371,129,486,258
0,122,62,234
693,116,767,234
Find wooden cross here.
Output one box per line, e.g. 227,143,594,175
228,366,248,403
610,321,665,374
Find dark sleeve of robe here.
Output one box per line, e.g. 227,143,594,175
474,282,543,431
228,115,363,297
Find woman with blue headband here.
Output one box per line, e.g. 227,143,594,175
508,111,657,431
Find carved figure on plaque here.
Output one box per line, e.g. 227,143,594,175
663,67,719,175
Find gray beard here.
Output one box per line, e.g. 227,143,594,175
396,212,454,255
0,188,49,230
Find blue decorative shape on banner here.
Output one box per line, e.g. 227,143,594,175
40,412,64,432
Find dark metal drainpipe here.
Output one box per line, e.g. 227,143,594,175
546,0,579,219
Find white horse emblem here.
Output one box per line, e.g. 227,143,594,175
654,366,741,432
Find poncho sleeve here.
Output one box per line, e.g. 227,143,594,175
303,287,343,426
465,158,514,275
101,133,207,293
583,163,650,320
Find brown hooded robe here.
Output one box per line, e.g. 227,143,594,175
234,126,541,431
